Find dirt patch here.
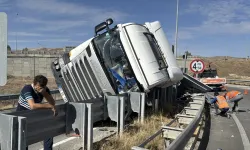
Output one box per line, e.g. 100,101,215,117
202,57,250,78
0,76,59,110
0,100,17,111
0,76,58,95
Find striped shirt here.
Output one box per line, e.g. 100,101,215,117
18,84,51,110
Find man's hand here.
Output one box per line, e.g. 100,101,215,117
51,106,58,117
37,87,46,94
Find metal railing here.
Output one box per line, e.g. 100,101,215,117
132,93,206,150
226,79,250,86
0,102,94,150
0,91,147,150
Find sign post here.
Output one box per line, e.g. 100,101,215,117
189,59,205,79
0,12,7,86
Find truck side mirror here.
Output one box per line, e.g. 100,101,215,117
106,18,113,25
95,22,107,36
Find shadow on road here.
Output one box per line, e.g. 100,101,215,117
237,109,247,113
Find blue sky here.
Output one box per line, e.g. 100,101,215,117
1,0,250,57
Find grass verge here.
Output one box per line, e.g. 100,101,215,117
93,112,173,150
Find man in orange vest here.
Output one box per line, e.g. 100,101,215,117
211,92,230,116
224,90,243,112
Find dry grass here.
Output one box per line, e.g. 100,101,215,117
0,99,17,110
94,113,172,150
0,104,15,110
202,57,250,78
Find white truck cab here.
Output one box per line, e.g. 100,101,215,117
52,19,183,102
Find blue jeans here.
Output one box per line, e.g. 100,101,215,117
16,104,53,150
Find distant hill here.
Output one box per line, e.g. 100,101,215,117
201,56,250,79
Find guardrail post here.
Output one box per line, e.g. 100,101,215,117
119,96,125,135
140,93,145,124
18,117,27,150
65,102,93,150
154,89,159,113
106,95,121,136
0,114,18,150
128,92,145,124
81,103,94,150
103,96,108,120
86,103,93,150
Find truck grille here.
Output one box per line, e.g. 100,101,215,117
53,49,103,102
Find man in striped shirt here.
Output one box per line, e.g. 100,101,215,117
16,75,57,150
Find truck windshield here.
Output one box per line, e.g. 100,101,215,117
198,70,217,78
92,28,139,93
144,33,167,69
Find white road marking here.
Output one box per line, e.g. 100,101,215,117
226,84,250,149
39,128,98,150
53,137,77,147
231,113,250,150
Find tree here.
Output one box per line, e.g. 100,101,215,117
182,51,192,59
22,47,28,51
7,45,11,51
186,51,192,56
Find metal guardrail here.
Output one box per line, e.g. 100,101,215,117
0,91,147,150
226,79,250,86
226,79,250,82
0,102,94,150
0,89,60,101
227,79,250,83
132,93,206,150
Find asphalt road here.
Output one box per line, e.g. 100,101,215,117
227,85,250,143
204,84,250,150
28,127,117,150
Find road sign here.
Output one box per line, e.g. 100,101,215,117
0,12,7,86
190,59,205,74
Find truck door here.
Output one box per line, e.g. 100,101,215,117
123,24,169,87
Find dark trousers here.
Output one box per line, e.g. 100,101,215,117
214,103,229,115
16,104,53,150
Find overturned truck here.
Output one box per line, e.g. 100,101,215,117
51,18,183,124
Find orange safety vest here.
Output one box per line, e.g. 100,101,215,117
226,91,241,99
216,95,229,109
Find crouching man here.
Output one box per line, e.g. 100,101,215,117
224,90,243,112
210,92,230,117
16,75,57,150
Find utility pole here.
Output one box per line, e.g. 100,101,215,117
173,0,180,100
174,0,179,58
16,13,18,51
182,51,188,73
